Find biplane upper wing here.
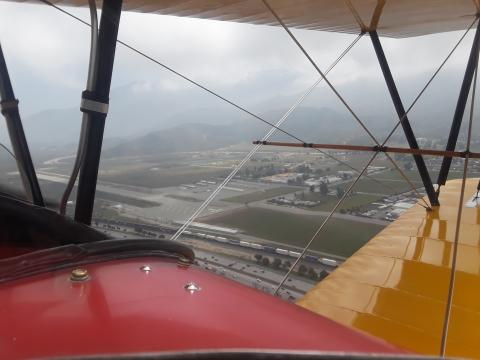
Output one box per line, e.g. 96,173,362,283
5,0,479,37
298,178,480,358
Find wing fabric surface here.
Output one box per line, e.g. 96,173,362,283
298,178,480,358
5,0,478,38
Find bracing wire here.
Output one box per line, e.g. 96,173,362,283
31,3,480,321
440,51,478,357
36,0,335,148
381,17,478,147
116,33,399,197
261,4,476,211
171,34,364,241
383,152,431,210
264,6,479,296
261,0,379,145
377,17,478,204
261,0,432,210
38,1,475,219
344,0,367,32
37,0,398,203
260,0,429,208
0,142,16,160
259,17,477,208
257,1,477,291
274,152,378,294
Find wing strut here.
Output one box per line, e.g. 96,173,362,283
74,0,122,225
370,31,439,206
0,45,45,206
437,18,480,190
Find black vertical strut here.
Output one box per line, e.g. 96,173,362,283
370,31,439,206
0,44,45,206
437,19,480,188
75,0,122,225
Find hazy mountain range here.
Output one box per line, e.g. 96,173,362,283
3,67,475,159
103,107,359,157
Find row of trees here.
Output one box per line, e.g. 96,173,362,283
253,254,327,281
306,183,345,198
243,164,278,179
254,254,290,269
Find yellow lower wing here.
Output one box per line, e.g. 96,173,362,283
297,178,480,358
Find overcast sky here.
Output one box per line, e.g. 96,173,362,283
0,1,477,150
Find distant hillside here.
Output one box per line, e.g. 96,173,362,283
104,122,246,157
20,83,244,147
102,106,371,157
15,68,475,155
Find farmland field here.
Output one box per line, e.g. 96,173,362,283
223,186,298,203
100,166,231,188
307,193,383,211
39,180,161,208
202,207,384,257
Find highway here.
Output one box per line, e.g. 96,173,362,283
97,221,325,301
195,255,306,300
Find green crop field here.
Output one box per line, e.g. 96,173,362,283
203,207,385,257
307,193,383,211
353,178,421,195
223,186,298,203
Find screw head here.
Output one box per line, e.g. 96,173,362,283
184,282,201,293
70,268,89,282
140,265,152,273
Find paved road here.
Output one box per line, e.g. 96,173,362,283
99,225,319,301
195,254,308,300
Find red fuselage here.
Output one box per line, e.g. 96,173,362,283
0,257,405,359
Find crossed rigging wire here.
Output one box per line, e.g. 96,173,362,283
260,0,478,293
42,0,476,212
171,34,364,241
262,0,431,211
264,11,479,353
36,0,478,313
260,1,479,348
35,1,480,353
37,0,402,209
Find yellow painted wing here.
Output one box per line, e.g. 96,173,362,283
298,178,480,358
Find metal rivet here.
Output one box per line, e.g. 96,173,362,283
140,265,152,273
70,268,90,282
184,282,201,293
